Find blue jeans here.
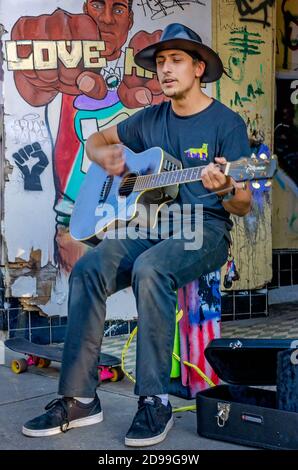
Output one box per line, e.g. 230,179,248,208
58,222,229,397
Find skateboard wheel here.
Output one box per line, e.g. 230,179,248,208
110,367,124,382
11,359,28,374
37,358,51,368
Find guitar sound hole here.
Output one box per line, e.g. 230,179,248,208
119,173,138,197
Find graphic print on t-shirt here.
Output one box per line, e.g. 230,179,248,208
184,144,208,160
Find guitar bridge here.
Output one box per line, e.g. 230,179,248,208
98,175,114,204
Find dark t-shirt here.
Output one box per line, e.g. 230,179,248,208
117,99,251,239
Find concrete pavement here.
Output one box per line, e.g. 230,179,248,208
0,347,249,451
3,302,298,451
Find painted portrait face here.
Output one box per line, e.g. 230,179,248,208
85,0,133,59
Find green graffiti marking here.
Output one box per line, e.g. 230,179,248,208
225,27,265,84
225,27,265,62
230,80,265,108
227,54,245,84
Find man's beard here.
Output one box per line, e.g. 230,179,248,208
163,87,188,100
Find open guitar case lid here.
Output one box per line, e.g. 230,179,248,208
204,338,296,386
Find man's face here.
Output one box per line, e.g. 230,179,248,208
156,49,205,100
85,0,133,58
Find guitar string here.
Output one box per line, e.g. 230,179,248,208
118,176,243,191
112,171,258,195
114,165,215,190
116,168,245,191
117,183,236,198
107,159,258,189
117,169,266,190
114,161,246,185
106,159,268,191
115,166,206,184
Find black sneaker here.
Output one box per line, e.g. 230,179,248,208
22,395,103,437
125,396,174,447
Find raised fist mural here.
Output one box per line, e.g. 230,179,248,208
12,142,49,191
118,29,164,108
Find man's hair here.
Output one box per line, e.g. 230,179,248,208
185,50,202,63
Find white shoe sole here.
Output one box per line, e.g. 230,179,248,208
22,411,103,437
125,415,174,447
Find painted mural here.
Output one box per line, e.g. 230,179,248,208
1,0,212,317
274,0,298,248
177,272,221,396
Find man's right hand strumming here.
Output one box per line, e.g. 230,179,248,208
86,126,126,176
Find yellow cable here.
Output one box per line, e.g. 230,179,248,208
172,352,215,388
121,309,184,383
121,325,138,384
121,316,216,414
173,405,196,413
176,309,184,322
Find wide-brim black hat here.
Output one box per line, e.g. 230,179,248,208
134,23,223,83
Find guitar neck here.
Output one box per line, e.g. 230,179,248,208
133,165,217,192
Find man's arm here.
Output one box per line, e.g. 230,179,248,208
86,106,146,175
201,156,252,217
86,125,126,176
221,185,252,217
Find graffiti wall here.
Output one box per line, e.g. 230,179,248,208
274,0,298,249
1,0,213,318
213,0,276,288
276,0,298,72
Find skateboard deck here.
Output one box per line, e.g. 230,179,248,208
5,337,124,382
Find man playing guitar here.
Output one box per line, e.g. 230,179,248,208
23,23,251,447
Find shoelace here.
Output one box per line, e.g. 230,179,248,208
45,398,70,432
135,397,159,433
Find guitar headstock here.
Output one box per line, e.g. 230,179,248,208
224,155,277,182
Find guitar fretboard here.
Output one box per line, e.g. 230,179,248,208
133,166,207,191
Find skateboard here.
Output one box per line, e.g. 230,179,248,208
4,337,124,383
